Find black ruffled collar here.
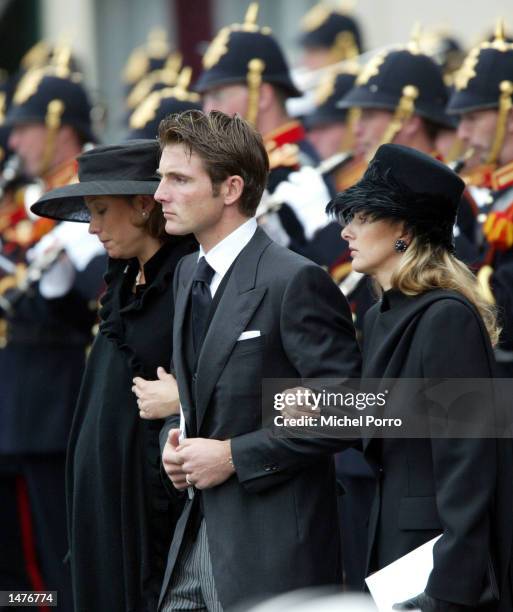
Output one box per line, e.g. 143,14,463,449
98,238,196,375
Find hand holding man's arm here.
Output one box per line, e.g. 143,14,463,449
132,367,180,420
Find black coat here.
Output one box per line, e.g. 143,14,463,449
362,289,513,610
66,239,195,612
159,228,362,610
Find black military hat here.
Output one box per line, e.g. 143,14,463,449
30,140,160,222
415,29,465,84
327,143,465,251
125,53,182,111
127,67,201,139
299,2,362,59
6,69,95,143
338,41,454,129
304,65,358,128
447,22,513,114
194,3,301,99
122,28,173,89
18,40,83,75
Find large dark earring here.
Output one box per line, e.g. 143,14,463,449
394,239,408,253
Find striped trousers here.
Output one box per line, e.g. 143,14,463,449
161,519,223,612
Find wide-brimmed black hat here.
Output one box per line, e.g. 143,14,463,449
30,140,160,222
327,143,465,251
337,47,455,129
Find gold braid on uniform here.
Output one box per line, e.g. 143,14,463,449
486,80,513,165
376,85,419,153
246,59,265,126
40,99,65,176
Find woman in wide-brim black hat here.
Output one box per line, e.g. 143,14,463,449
32,139,196,612
328,144,512,611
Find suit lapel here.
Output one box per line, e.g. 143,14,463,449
195,228,271,433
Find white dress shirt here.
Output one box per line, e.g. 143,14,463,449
198,217,257,297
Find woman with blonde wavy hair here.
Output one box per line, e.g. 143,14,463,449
328,144,512,612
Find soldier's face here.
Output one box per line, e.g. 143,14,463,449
155,143,227,241
457,110,498,165
353,109,393,158
86,195,154,260
8,123,48,177
307,122,348,160
202,84,249,117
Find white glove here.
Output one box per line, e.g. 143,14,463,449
29,222,104,271
47,222,105,271
28,222,104,298
272,166,331,240
39,253,76,298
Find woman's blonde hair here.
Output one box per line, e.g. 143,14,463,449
388,237,500,346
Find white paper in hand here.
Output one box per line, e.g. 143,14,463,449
365,535,442,612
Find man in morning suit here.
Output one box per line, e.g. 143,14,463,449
154,109,361,611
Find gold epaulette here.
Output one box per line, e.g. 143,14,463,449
483,204,513,250
461,164,495,188
491,159,513,191
0,263,26,296
0,184,56,248
266,142,300,171
43,156,78,190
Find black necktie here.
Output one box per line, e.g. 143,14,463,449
191,257,215,354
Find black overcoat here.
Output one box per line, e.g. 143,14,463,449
67,239,195,612
362,289,513,610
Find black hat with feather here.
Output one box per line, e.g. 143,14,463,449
327,143,465,251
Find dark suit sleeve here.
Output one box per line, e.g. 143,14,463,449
419,301,496,605
231,264,362,494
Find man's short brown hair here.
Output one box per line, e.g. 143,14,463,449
158,110,269,217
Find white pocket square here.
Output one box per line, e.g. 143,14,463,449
237,330,261,341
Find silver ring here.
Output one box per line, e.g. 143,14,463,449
185,474,192,486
